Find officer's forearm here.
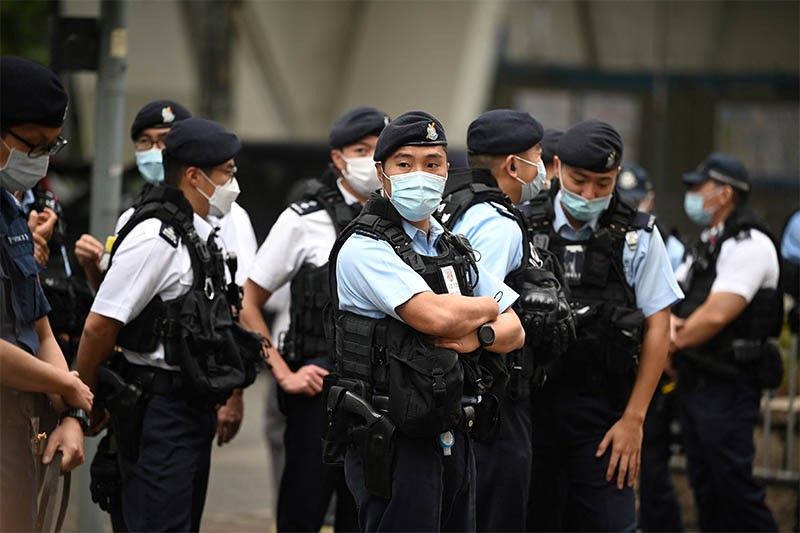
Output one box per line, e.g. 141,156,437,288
673,292,748,351
74,312,122,391
398,292,499,338
0,338,74,395
240,282,292,382
623,308,670,422
485,308,525,354
34,316,69,372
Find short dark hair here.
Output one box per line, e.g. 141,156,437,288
162,150,186,187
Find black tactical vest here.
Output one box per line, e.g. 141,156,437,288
436,168,542,397
107,186,262,402
283,169,363,362
523,180,653,399
328,195,478,435
673,207,783,355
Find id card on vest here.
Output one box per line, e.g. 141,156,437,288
563,244,586,284
441,266,462,295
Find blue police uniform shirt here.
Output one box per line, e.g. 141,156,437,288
552,190,683,317
450,201,524,279
337,215,519,319
665,234,686,272
0,189,51,354
781,211,800,263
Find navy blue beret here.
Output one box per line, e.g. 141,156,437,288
164,118,241,167
557,120,622,173
374,110,446,162
130,100,192,141
682,152,750,192
617,163,652,203
541,129,562,164
329,106,390,149
1,56,68,128
467,109,543,156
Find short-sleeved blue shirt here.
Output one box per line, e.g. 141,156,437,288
781,210,800,263
450,201,524,280
552,191,683,317
336,216,519,320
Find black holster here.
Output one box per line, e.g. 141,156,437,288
89,431,122,513
97,365,147,462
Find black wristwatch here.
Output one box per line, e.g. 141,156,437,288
478,323,496,348
60,408,90,432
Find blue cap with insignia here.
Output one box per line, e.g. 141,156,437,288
682,152,750,192
617,163,652,204
1,56,68,128
329,106,391,149
541,129,563,164
557,119,623,173
467,109,543,156
130,100,192,141
164,117,241,168
374,110,447,163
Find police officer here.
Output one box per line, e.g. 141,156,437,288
524,120,683,531
75,118,260,532
671,153,781,531
75,100,257,446
540,128,562,186
0,55,93,532
241,107,390,531
434,109,573,531
328,110,525,531
616,163,684,532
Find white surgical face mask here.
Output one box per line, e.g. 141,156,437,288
197,170,240,217
0,139,49,192
341,155,380,197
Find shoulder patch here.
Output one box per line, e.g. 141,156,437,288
290,200,324,216
353,228,381,241
158,222,180,248
631,211,656,232
735,228,752,241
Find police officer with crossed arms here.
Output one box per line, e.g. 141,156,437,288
524,120,683,531
327,110,525,531
0,55,93,532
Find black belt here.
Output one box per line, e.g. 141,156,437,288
117,360,183,397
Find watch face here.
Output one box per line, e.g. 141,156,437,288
480,325,495,346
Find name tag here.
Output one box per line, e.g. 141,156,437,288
563,244,586,283
440,265,462,295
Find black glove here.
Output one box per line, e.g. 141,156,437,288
519,270,576,358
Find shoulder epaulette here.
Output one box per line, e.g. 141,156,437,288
631,212,656,232
735,228,753,241
158,222,180,248
290,200,324,216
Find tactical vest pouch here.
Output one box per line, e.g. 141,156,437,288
117,297,164,353
321,373,370,465
162,291,247,405
387,331,464,436
90,432,122,513
470,352,509,441
605,307,644,375
756,340,784,390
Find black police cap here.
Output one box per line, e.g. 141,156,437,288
374,110,446,163
130,100,192,141
467,109,543,156
617,163,652,203
1,56,68,128
682,152,750,192
329,106,390,149
541,129,563,164
164,118,241,168
557,120,623,173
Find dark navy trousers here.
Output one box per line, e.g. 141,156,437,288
344,429,476,532
118,393,216,532
528,386,636,532
473,398,532,531
677,365,777,532
277,388,358,532
639,377,683,532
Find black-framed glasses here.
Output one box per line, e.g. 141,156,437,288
5,129,68,158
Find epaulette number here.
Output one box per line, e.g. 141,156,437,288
159,222,179,248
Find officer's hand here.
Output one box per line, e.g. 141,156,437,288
61,370,94,412
43,417,85,472
32,232,50,266
28,208,58,241
596,414,643,490
75,234,104,269
279,364,329,396
433,331,481,354
216,390,244,446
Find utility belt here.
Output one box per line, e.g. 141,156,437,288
679,338,783,390
322,374,478,499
